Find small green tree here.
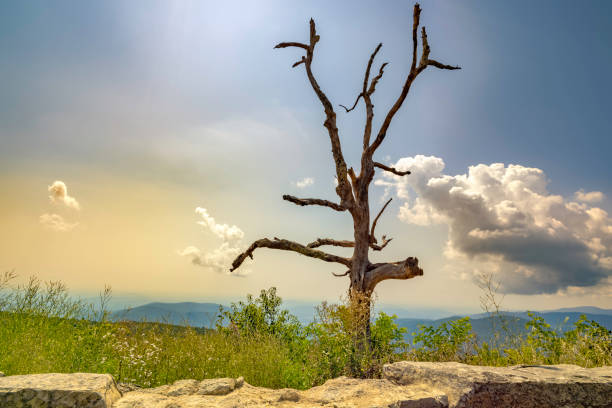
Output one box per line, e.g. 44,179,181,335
411,317,474,361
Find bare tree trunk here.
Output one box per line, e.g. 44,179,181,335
230,3,459,349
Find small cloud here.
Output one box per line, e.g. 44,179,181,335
195,207,244,241
294,177,314,189
39,213,78,232
181,207,249,277
48,181,80,210
574,189,605,203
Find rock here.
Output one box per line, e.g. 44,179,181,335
0,372,4,377
197,377,236,395
4,363,610,407
277,388,300,402
0,373,121,408
117,382,141,394
115,375,447,408
384,361,612,408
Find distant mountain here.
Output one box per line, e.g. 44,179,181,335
110,301,612,339
397,310,612,345
111,302,223,327
538,306,612,316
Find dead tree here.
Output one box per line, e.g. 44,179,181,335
230,3,459,340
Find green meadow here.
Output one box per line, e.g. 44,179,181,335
1,271,610,390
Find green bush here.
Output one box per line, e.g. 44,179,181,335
411,316,474,361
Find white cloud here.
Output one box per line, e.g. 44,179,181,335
294,177,314,189
379,155,612,295
181,207,249,277
48,180,80,210
39,213,78,232
195,207,244,241
574,189,605,203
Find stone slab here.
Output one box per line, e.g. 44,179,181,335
0,373,121,408
384,361,612,408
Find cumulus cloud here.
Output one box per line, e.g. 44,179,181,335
574,189,605,203
377,155,612,295
48,181,80,210
294,177,314,189
181,207,249,277
39,213,78,231
195,207,244,241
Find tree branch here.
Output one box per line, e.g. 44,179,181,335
230,237,352,272
307,237,391,252
307,238,354,249
367,62,388,96
276,20,354,210
339,93,363,113
274,42,309,51
283,194,346,212
364,257,423,292
332,270,350,277
374,162,411,176
419,26,460,71
340,42,385,115
370,198,392,244
368,4,460,155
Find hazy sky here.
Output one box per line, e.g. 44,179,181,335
1,0,611,313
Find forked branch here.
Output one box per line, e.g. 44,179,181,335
275,20,354,210
369,3,460,155
230,237,351,272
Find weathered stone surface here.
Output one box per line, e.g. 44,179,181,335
3,363,610,407
277,388,299,402
114,375,447,408
197,377,236,395
0,373,121,408
384,361,612,408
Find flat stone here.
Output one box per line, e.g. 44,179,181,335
0,373,121,408
384,361,612,408
115,376,447,408
196,377,236,395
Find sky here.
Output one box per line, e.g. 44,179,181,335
1,0,611,315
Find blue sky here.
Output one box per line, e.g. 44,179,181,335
1,1,610,313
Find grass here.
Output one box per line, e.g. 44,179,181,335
0,271,610,390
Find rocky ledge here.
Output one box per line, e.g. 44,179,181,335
0,362,610,407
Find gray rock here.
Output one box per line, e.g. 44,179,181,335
384,361,612,408
0,372,121,408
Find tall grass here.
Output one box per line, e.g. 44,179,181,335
0,272,610,390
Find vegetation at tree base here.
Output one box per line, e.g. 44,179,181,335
0,272,610,390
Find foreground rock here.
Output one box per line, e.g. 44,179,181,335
115,376,447,408
384,361,612,407
0,363,610,407
0,373,121,408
